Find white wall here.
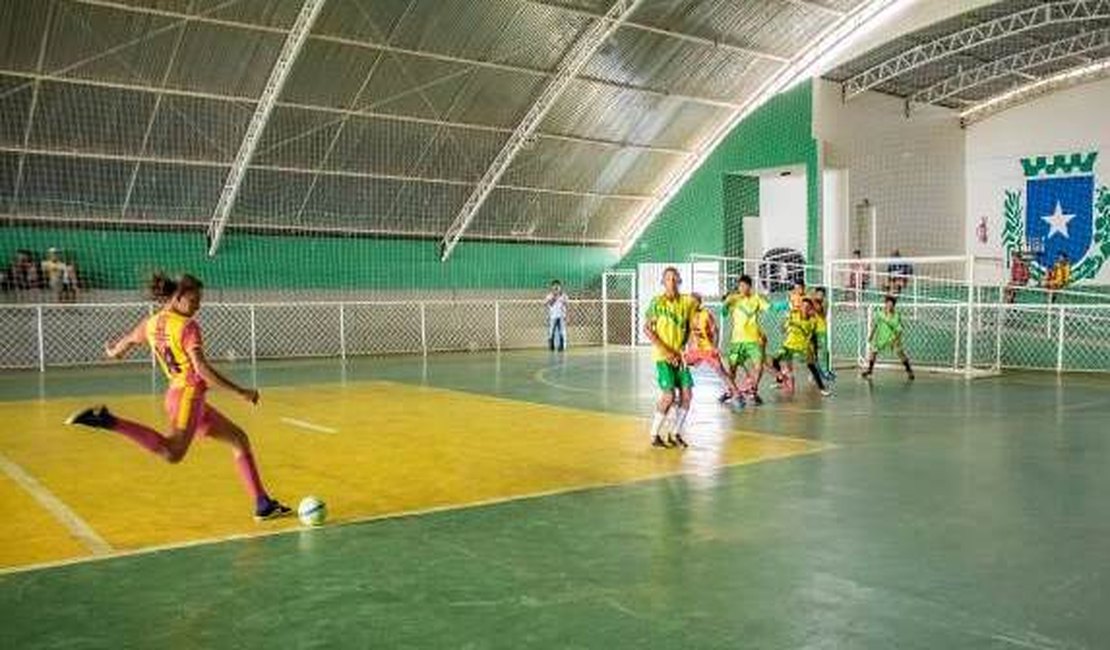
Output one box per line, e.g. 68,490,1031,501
759,174,808,255
822,168,849,263
813,79,966,258
966,77,1110,284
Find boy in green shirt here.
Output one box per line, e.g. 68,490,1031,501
862,295,915,380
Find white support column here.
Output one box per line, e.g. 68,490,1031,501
438,0,643,261
206,0,327,256
36,306,45,373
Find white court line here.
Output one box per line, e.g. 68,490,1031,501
279,417,337,434
0,452,113,556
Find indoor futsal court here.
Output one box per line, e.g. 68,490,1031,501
3,0,1110,648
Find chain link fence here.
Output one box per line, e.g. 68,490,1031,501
0,299,614,370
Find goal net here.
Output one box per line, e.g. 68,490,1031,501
827,255,1005,377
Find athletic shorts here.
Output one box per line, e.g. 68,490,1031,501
774,347,810,363
873,336,904,354
683,348,722,367
727,341,763,366
164,385,214,436
655,361,694,391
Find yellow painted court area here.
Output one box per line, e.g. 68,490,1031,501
0,381,827,570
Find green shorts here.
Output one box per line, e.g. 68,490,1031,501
655,361,694,391
727,341,763,366
775,347,810,363
873,336,904,354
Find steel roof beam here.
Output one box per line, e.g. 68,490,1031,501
206,0,327,257
909,27,1110,110
438,0,643,261
843,0,1110,100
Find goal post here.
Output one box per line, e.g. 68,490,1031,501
826,254,1004,377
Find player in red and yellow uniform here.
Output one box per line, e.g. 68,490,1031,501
65,273,292,520
683,293,740,401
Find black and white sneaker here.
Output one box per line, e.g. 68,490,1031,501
65,405,116,429
651,435,671,449
254,498,293,521
670,435,688,449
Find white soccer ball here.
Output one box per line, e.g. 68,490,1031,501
298,496,327,527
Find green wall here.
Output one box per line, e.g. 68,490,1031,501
1,226,618,292
619,81,819,267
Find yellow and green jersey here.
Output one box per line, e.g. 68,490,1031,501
690,308,717,351
724,293,769,344
782,311,816,351
645,293,697,361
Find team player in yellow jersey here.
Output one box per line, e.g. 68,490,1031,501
644,267,697,448
683,293,741,401
810,286,835,382
721,275,770,405
66,273,292,520
771,298,831,397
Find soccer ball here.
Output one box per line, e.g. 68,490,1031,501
298,496,327,527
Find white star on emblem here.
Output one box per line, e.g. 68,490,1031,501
1041,201,1075,239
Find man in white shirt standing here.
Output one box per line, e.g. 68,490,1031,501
545,280,569,351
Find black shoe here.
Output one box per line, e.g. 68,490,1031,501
651,435,672,449
65,405,116,429
861,370,872,380
751,393,764,406
907,372,916,381
255,498,293,521
717,392,731,404
670,435,688,449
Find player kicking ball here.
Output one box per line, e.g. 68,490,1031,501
65,273,292,521
861,294,915,381
644,267,697,449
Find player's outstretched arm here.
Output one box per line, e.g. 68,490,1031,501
104,321,147,360
187,346,259,405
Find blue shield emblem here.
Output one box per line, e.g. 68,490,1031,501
1026,175,1093,268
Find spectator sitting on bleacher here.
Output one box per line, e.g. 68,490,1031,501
1004,250,1030,303
1045,252,1070,303
11,250,39,291
42,248,65,299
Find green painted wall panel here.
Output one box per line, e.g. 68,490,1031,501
1,227,618,292
620,81,820,268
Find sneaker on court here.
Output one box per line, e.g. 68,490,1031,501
671,435,688,449
861,370,873,380
651,435,671,449
65,405,115,429
819,389,832,397
751,393,764,406
717,392,731,404
255,498,293,521
907,372,916,381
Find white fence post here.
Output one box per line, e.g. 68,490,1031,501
339,303,347,361
953,304,962,370
36,306,45,373
1056,307,1066,373
601,277,609,347
148,303,157,371
494,301,501,352
964,256,975,374
420,302,428,356
249,304,257,364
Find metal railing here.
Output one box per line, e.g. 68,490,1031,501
0,297,639,371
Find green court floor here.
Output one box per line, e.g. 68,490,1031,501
2,348,1110,649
